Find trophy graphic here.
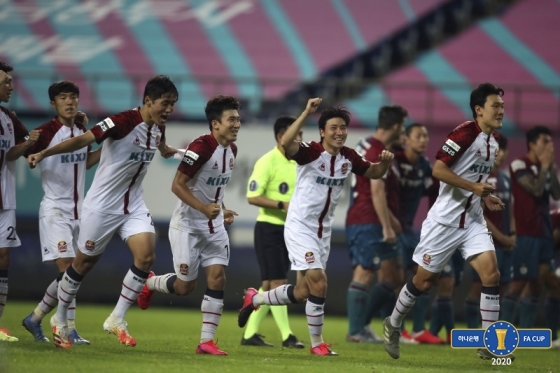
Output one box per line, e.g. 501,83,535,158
495,329,508,350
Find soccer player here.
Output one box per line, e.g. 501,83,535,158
28,75,178,349
382,83,508,361
391,123,445,344
501,126,560,329
136,95,240,356
464,135,514,328
240,116,304,348
238,98,394,356
21,81,101,344
0,61,41,342
345,106,406,343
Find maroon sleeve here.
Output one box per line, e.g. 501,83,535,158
288,141,322,165
435,121,478,167
9,111,29,145
551,209,560,230
344,147,370,176
230,142,238,158
177,136,215,178
24,120,62,157
90,109,142,143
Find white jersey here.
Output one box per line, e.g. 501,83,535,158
85,108,164,214
428,121,500,228
170,134,237,233
25,118,88,219
0,106,29,210
286,141,370,238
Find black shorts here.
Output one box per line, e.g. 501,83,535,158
254,221,290,281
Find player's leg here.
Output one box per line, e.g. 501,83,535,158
242,222,275,347
501,237,533,323
544,267,560,346
517,237,545,328
345,224,377,342
0,210,21,342
464,267,482,328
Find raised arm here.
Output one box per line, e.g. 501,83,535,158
363,150,394,179
28,131,96,168
281,98,321,157
6,129,41,161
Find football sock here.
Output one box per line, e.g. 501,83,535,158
464,297,480,328
253,284,296,306
481,286,500,329
500,292,519,322
365,281,395,324
306,294,325,348
201,289,224,343
112,265,149,319
147,273,176,294
545,297,559,341
346,281,368,335
243,288,270,339
390,279,422,328
56,266,83,323
0,270,7,320
519,295,538,328
32,275,61,322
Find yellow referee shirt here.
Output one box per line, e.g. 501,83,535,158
247,147,296,226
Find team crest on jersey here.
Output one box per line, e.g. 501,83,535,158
229,157,234,170
58,241,68,253
179,263,189,276
7,122,12,134
85,240,95,251
155,135,161,147
305,251,315,264
422,253,431,266
279,182,289,194
319,163,325,171
341,162,349,175
475,149,482,157
133,136,140,146
212,161,219,170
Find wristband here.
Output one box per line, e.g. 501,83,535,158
277,201,284,210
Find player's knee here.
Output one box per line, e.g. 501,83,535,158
135,252,155,270
352,265,373,285
207,273,226,290
480,269,500,286
0,249,9,269
174,280,196,295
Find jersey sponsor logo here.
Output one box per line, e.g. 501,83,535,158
179,263,189,276
58,241,68,253
316,176,345,187
133,135,141,146
422,253,431,266
61,152,86,163
319,163,325,171
441,145,456,156
469,163,492,175
249,180,258,191
129,151,155,162
279,182,289,194
341,162,349,175
0,139,11,149
229,157,234,170
212,161,218,169
510,159,526,173
98,118,115,132
305,251,315,264
186,150,199,160
85,240,95,251
206,176,230,186
445,139,461,151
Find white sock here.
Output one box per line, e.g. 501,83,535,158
253,285,294,306
390,281,420,328
33,278,59,322
56,268,82,323
306,295,325,348
112,266,149,319
201,291,224,343
147,273,176,294
480,286,500,329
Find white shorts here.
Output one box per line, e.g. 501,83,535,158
78,204,155,256
285,226,331,271
0,210,20,248
39,214,79,262
413,217,494,273
168,226,230,282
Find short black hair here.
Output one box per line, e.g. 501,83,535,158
469,82,504,119
498,135,508,150
405,122,426,137
318,106,351,132
205,95,241,130
48,81,80,102
378,105,408,130
273,115,296,141
142,75,178,105
526,125,552,150
0,61,13,74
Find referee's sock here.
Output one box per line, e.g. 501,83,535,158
270,304,292,341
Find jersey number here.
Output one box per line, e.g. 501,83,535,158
225,244,229,259
7,226,16,241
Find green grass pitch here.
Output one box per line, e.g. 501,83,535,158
0,301,557,373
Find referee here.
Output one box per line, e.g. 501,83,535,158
241,116,304,348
